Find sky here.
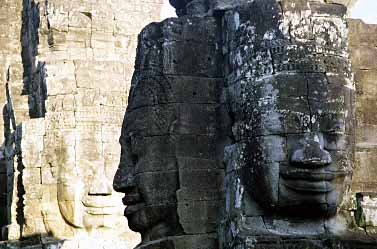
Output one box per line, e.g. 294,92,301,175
160,0,176,19
160,0,377,24
350,0,377,23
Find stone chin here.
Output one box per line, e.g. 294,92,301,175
124,202,180,242
241,141,352,218
244,170,349,217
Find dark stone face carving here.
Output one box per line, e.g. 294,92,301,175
114,134,181,240
113,16,224,247
113,90,183,242
113,24,183,243
225,1,354,217
239,73,353,216
115,0,359,247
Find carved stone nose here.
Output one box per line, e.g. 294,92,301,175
290,140,332,168
88,169,112,196
113,167,135,193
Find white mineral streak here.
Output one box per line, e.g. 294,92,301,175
260,82,281,134
234,12,240,30
360,196,377,227
235,178,244,208
263,30,276,41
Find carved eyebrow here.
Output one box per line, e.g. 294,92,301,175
325,124,345,134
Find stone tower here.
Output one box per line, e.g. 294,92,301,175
113,0,377,248
0,0,163,248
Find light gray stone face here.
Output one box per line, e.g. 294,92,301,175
0,0,163,248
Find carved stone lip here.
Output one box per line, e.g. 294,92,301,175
85,206,118,215
122,192,142,206
125,202,145,216
280,171,338,181
280,167,349,181
122,193,145,216
82,198,117,209
281,179,335,193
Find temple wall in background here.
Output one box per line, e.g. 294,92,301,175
0,0,163,248
0,0,377,248
349,19,377,233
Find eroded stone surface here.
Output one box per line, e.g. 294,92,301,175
1,0,377,248
113,15,225,248
0,0,163,248
114,0,377,248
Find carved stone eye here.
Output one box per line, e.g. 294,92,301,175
324,131,347,151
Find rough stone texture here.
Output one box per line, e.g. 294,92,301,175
113,0,377,249
169,0,359,17
219,1,361,247
113,15,225,248
348,18,377,237
1,0,377,249
0,0,163,248
0,81,21,242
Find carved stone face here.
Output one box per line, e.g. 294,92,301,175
113,133,180,241
239,73,354,216
56,129,122,229
225,1,354,217
57,147,119,228
57,165,115,229
113,73,182,242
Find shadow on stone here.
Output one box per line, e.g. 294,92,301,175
0,233,65,249
21,0,47,118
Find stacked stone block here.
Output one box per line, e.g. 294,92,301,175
115,16,225,248
0,0,163,248
348,19,377,235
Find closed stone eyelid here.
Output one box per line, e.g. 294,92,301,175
325,129,345,135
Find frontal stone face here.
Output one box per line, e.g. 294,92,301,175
221,0,355,240
113,0,377,248
225,0,353,216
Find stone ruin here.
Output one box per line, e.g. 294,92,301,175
113,0,377,248
0,0,163,248
1,0,377,249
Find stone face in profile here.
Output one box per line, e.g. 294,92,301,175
113,17,224,248
114,0,377,248
113,23,182,243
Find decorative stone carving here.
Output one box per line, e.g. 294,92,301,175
0,0,164,248
114,15,225,249
219,1,369,247
115,0,377,248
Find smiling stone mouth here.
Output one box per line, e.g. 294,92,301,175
85,206,119,215
281,179,335,193
122,191,142,205
279,169,348,193
280,171,336,181
121,192,145,216
125,202,145,216
280,169,348,181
